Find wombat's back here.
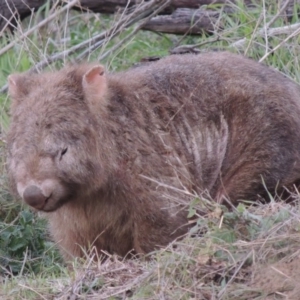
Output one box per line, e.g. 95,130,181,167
106,52,300,202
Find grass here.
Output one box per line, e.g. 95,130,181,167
2,200,300,299
1,0,300,299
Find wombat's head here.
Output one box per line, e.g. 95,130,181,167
7,64,112,212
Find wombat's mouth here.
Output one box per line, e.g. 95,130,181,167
39,196,69,212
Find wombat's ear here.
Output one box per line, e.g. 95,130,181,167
8,74,28,99
82,65,107,98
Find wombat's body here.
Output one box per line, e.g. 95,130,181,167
7,52,300,260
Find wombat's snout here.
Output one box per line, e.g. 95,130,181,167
23,185,49,210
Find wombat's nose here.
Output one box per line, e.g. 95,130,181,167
23,185,48,210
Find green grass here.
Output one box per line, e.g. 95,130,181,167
1,1,300,298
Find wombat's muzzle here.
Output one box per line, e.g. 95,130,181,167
23,185,50,210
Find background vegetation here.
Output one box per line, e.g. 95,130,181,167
1,0,300,299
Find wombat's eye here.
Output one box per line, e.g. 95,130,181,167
61,147,68,155
59,147,68,160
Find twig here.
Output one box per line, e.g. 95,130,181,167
265,22,300,36
140,174,198,198
81,0,133,61
217,250,253,299
96,0,171,61
170,0,294,55
262,0,268,55
33,0,166,66
77,0,170,60
0,13,15,36
259,25,300,62
0,0,21,34
18,284,48,300
99,270,151,299
0,0,79,57
169,36,221,54
244,13,263,55
232,0,293,50
267,0,290,29
232,22,300,50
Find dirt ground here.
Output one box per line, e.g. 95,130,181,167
251,255,300,299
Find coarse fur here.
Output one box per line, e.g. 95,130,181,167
7,52,300,260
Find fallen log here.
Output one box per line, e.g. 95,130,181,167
142,8,220,35
0,0,226,34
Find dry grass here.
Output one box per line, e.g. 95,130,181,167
2,198,300,299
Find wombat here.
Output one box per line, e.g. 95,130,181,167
7,52,300,260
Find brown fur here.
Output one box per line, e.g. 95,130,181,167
6,52,300,260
